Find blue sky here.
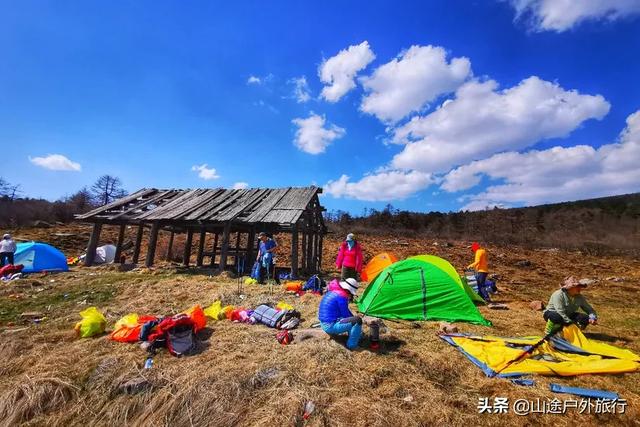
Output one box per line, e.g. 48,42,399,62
2,0,640,213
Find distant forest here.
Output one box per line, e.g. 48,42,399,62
325,193,640,253
2,174,638,253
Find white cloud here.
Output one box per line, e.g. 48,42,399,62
29,154,81,171
359,45,471,123
324,170,434,201
292,113,346,154
391,76,610,173
232,182,249,189
191,164,220,180
290,76,311,103
443,109,640,210
319,41,375,102
509,0,640,32
247,75,262,84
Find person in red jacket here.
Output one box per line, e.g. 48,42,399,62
335,233,363,280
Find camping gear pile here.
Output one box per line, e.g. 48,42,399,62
0,263,24,282
110,305,206,357
463,269,498,302
440,324,640,377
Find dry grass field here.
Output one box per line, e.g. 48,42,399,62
0,225,639,426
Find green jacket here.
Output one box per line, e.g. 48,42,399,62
546,289,596,323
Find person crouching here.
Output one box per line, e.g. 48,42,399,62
318,278,372,350
543,276,597,334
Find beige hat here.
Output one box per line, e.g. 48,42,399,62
561,276,586,290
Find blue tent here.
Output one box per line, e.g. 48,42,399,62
14,242,69,273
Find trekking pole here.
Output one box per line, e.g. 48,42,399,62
490,325,562,377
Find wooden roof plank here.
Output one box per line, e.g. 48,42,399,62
76,188,156,220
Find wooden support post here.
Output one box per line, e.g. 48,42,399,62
183,229,193,266
218,222,231,272
84,223,102,266
209,232,219,267
301,230,307,270
305,231,313,273
311,232,318,273
166,231,175,261
113,224,126,264
318,233,323,271
291,225,299,278
247,228,256,265
196,229,206,266
234,231,241,265
145,222,160,267
132,225,144,264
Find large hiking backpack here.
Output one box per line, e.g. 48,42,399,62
146,314,197,357
251,305,287,328
302,275,325,293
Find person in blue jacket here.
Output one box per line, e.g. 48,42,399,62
318,278,380,350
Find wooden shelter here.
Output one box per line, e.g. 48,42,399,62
75,187,327,276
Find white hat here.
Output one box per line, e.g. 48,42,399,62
346,233,355,241
339,278,359,296
2,234,10,239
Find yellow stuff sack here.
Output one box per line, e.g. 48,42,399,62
276,301,294,311
204,301,224,320
74,307,107,338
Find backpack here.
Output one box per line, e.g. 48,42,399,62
302,275,325,293
146,314,197,357
251,305,287,328
250,261,261,279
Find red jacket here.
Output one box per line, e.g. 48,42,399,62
336,241,363,272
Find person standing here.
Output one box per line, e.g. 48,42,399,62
335,233,363,281
467,242,490,300
0,234,16,266
256,232,279,284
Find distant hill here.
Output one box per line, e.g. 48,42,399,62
326,193,640,253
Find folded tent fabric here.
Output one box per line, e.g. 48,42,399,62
440,324,640,377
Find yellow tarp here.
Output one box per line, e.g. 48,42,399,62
445,325,639,377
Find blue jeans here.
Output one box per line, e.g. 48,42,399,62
475,272,489,301
321,318,362,350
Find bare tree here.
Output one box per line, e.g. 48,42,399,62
91,175,128,206
0,178,21,201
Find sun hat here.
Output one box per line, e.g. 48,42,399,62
561,276,586,289
339,278,359,296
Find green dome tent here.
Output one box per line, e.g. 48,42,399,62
356,255,491,326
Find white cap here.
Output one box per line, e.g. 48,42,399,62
2,234,10,239
339,278,359,296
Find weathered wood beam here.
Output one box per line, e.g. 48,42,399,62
210,232,219,267
166,231,175,261
247,228,256,265
84,223,102,266
132,224,144,264
145,222,160,267
291,225,299,278
196,229,206,267
182,229,193,266
218,222,231,272
113,224,126,264
301,229,307,270
318,234,323,271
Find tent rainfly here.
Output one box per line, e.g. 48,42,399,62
75,187,327,275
